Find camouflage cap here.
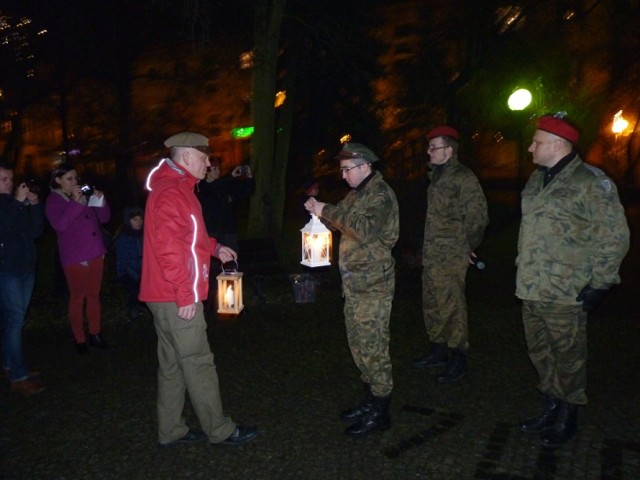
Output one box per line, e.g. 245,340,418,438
164,131,210,153
335,142,379,163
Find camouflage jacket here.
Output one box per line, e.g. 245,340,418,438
422,156,488,263
322,171,399,294
516,154,630,303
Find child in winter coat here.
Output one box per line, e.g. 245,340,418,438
115,207,145,320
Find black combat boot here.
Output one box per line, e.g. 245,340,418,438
436,348,468,383
340,384,374,422
345,395,391,437
413,342,448,368
517,394,562,434
540,401,578,448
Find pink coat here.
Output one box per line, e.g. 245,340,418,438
45,189,111,267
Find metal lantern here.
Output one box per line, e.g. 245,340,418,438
300,214,332,267
216,261,244,314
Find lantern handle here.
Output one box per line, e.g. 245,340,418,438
220,259,239,274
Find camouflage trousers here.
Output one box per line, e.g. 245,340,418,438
522,301,588,405
421,256,470,352
344,291,394,397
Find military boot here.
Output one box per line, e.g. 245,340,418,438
436,348,468,383
517,395,562,434
340,384,374,422
345,395,391,437
540,401,578,448
413,342,448,369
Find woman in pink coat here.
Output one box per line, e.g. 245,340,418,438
45,163,111,354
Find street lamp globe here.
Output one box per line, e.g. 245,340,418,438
612,110,628,135
508,88,532,111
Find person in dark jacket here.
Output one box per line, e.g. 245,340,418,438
0,164,45,395
196,157,255,252
196,157,255,306
115,206,145,321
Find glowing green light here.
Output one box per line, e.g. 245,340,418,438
508,88,532,111
231,126,255,138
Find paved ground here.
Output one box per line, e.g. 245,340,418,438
1,220,639,480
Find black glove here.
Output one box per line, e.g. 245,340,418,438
576,285,608,312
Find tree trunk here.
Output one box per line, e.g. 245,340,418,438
247,0,286,238
271,45,298,234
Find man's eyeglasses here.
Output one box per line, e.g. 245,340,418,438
428,145,449,152
340,163,369,173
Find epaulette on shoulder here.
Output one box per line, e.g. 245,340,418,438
582,164,613,193
583,164,605,176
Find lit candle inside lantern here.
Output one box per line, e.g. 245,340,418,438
300,214,331,267
306,234,327,262
216,267,244,315
224,284,234,307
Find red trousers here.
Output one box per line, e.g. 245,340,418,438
63,256,104,343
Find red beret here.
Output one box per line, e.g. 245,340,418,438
426,125,459,141
537,116,580,144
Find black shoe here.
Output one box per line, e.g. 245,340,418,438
436,349,468,383
540,402,578,449
158,429,207,449
414,343,448,368
340,385,373,422
218,426,258,446
88,333,112,350
344,396,391,437
75,342,89,355
517,395,562,434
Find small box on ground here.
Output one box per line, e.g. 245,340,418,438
290,274,317,303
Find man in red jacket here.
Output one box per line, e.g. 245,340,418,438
140,131,258,448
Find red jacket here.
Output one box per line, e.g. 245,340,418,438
139,159,219,307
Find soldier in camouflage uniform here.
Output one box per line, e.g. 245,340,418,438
305,142,399,438
414,126,488,384
516,115,630,449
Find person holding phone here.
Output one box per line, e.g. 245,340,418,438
45,163,111,354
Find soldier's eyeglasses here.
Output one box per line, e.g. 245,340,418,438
428,145,448,152
340,164,369,173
